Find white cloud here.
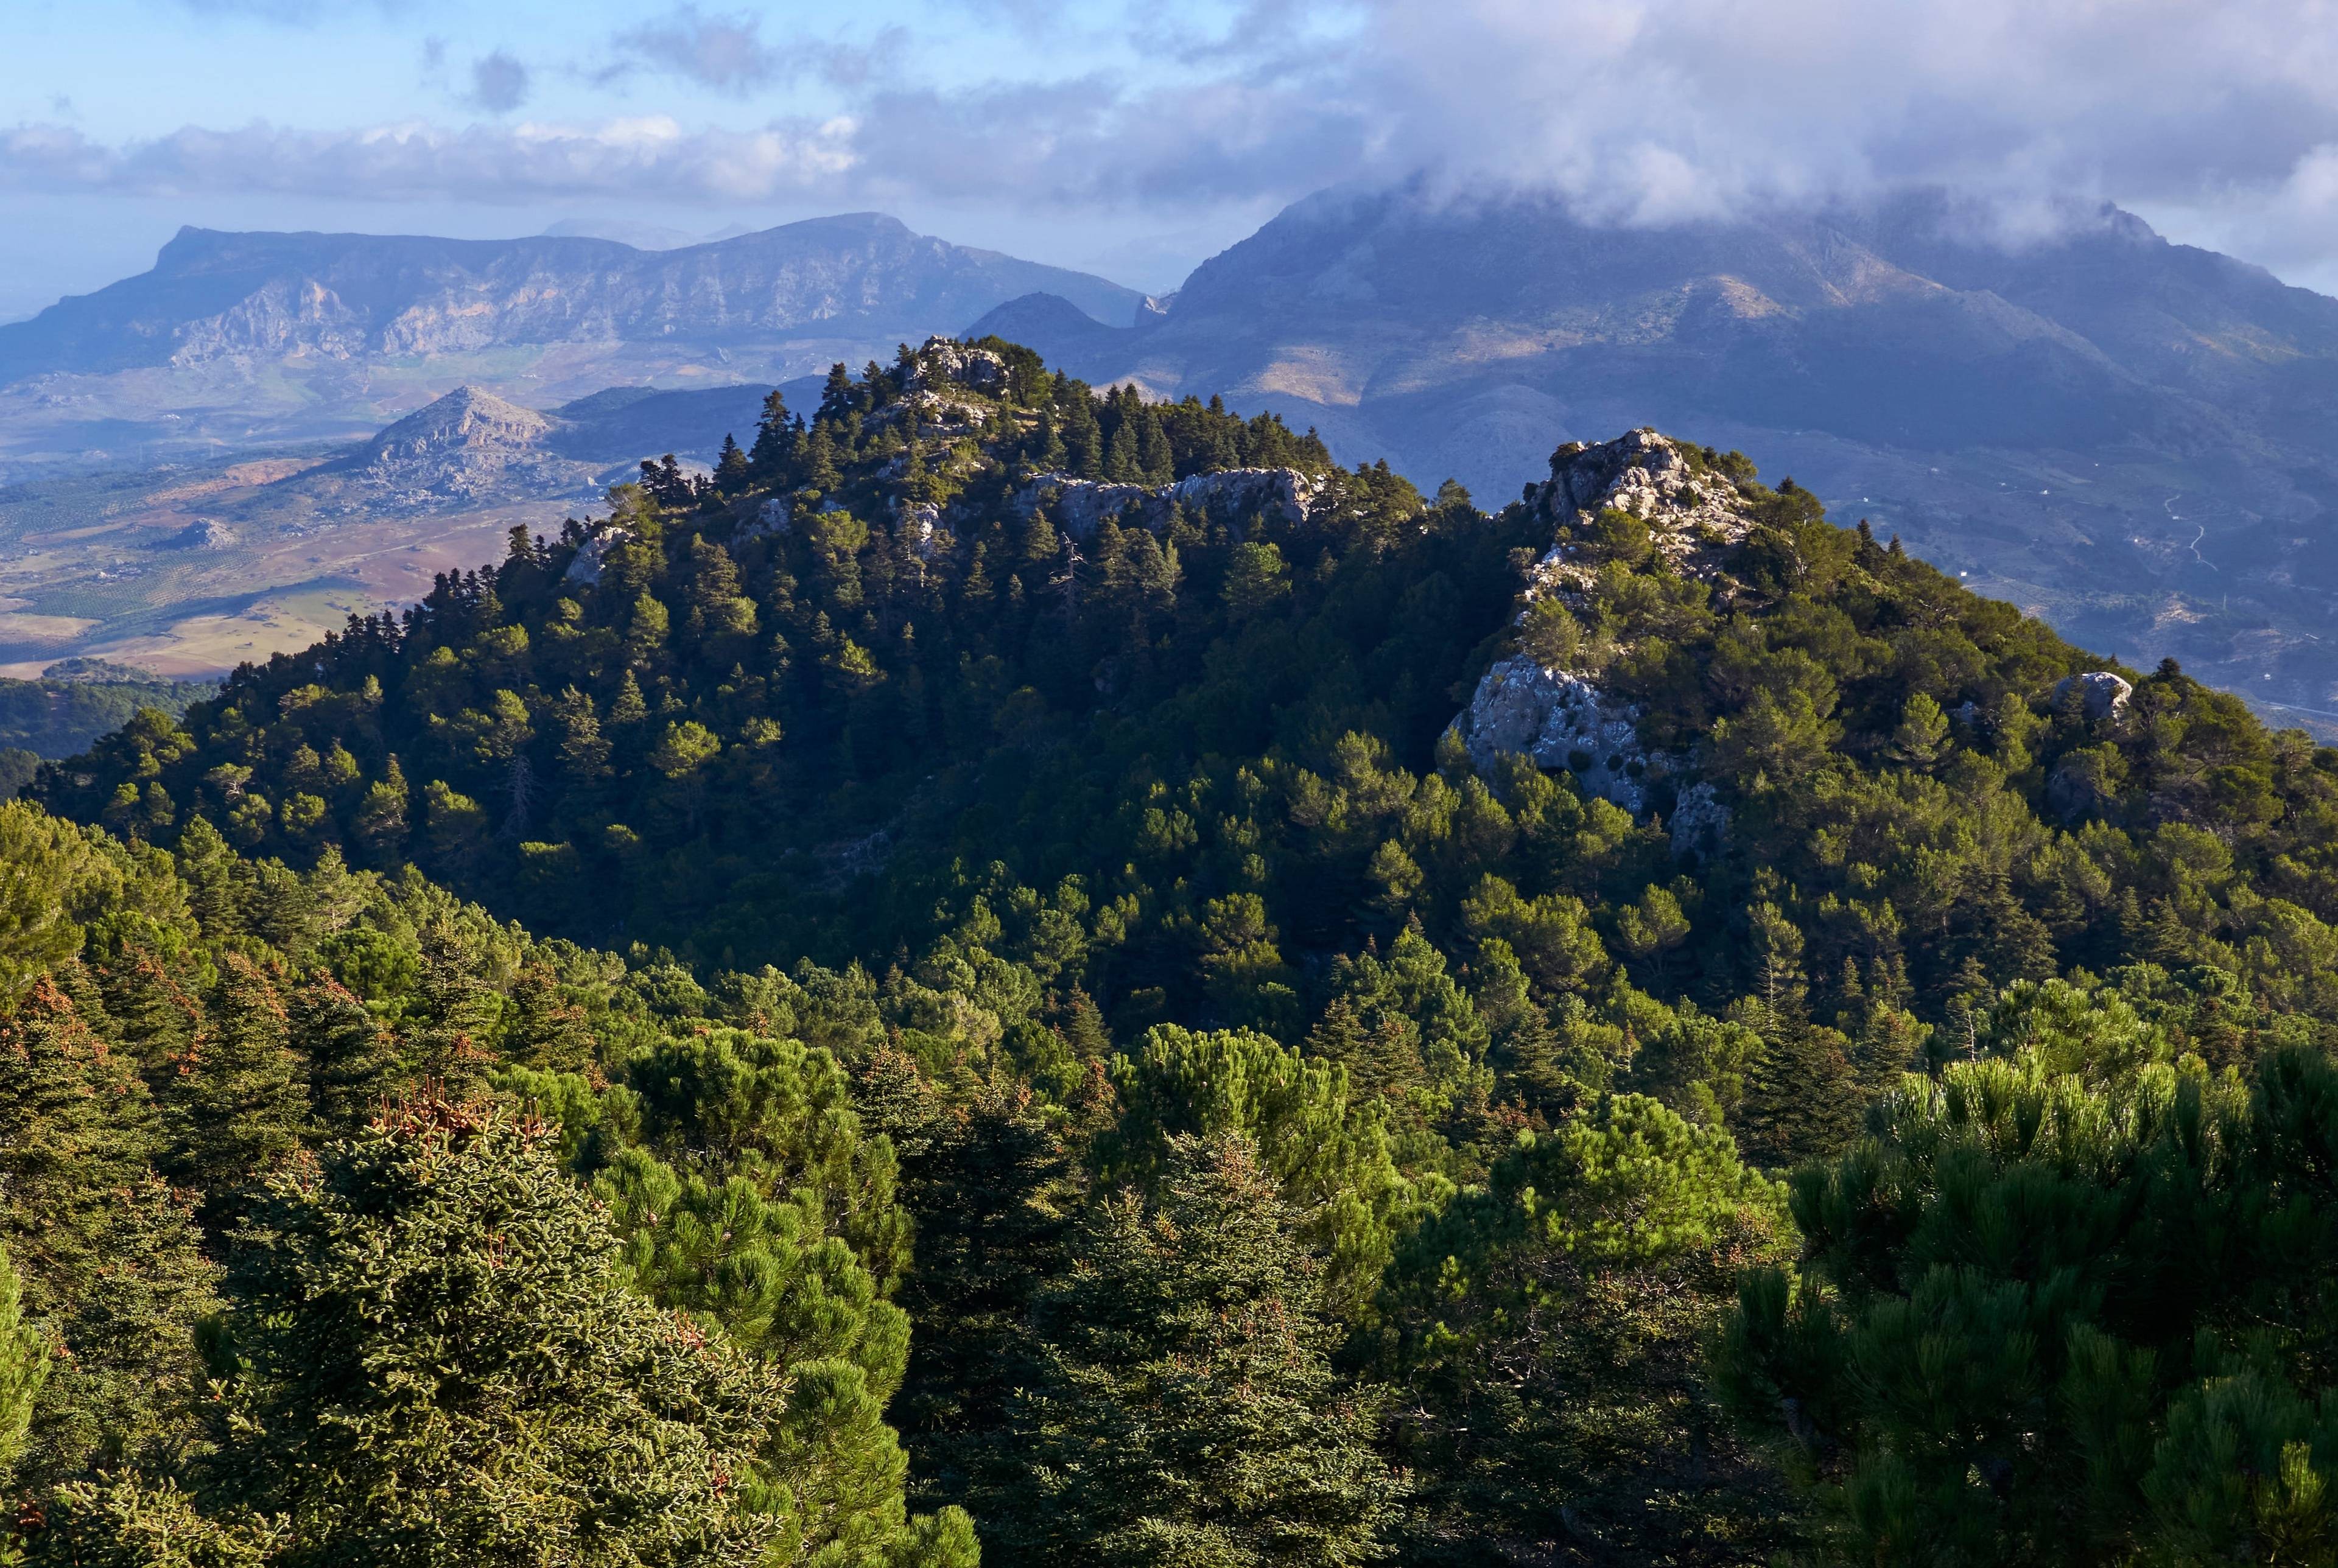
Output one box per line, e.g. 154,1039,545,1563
27,0,2338,284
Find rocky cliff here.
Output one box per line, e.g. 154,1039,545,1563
1448,430,1746,858
0,215,1145,383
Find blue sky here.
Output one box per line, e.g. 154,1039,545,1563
10,0,2338,321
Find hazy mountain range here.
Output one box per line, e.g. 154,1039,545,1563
0,214,1140,471
6,187,2338,721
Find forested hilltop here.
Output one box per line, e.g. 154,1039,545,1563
16,338,2338,1565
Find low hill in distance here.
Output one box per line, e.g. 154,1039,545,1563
0,655,216,794
0,379,809,675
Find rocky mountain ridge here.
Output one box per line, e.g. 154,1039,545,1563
0,215,1145,384
970,185,2338,719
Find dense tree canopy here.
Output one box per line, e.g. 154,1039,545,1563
16,337,2338,1564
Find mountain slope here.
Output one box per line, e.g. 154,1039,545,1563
0,214,1145,384
37,336,2338,1561
971,185,2338,716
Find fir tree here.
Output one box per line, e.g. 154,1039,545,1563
748,389,794,479
0,1238,47,1475
981,1132,1402,1566
287,974,399,1138
0,979,219,1486
160,953,309,1229
176,1094,801,1566
714,434,750,493
893,1078,1073,1516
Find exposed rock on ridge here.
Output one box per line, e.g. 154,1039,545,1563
1451,430,1754,859
1011,467,1324,539
1522,427,1755,600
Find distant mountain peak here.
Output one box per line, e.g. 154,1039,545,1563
367,385,553,460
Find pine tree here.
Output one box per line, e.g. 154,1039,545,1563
593,1142,953,1568
979,1132,1402,1566
1382,1096,1798,1566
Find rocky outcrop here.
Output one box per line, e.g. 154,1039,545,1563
362,386,553,467
1450,656,1728,858
152,519,236,551
1522,428,1755,600
1448,430,1757,858
2053,670,2133,721
1011,466,1323,539
563,525,635,584
1456,659,1651,807
905,338,1008,394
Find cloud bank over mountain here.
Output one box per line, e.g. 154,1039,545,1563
12,0,2338,292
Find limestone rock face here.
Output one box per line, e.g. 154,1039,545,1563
563,525,635,584
1523,428,1757,599
354,385,584,503
1457,659,1651,807
1449,429,1754,858
2053,670,2133,721
906,338,1007,393
737,497,791,539
1011,466,1322,539
362,386,554,468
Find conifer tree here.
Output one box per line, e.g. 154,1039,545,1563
0,979,219,1486
287,974,399,1138
1732,903,1861,1167
1381,1096,1796,1564
92,945,200,1082
132,1095,797,1567
715,433,750,493
1108,1026,1411,1319
160,953,309,1228
893,1078,1073,1515
980,1132,1401,1566
0,1239,47,1474
748,389,794,479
